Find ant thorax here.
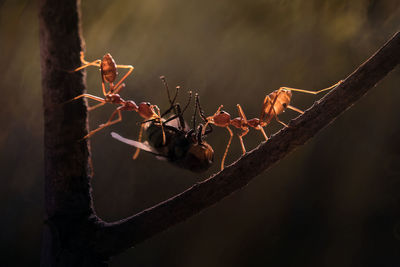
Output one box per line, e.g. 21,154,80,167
213,111,231,127
105,94,122,104
137,102,155,119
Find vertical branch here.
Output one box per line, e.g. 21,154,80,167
39,0,100,265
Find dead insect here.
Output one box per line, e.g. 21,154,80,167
69,52,164,139
111,78,214,172
204,80,343,170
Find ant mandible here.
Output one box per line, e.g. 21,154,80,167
204,80,343,170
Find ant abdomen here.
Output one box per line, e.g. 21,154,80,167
101,53,117,83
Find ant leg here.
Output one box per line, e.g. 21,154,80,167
238,128,249,155
73,52,101,72
271,107,289,128
277,80,343,95
286,105,304,114
79,51,93,65
88,102,106,111
65,93,106,106
220,126,233,170
108,83,126,96
82,109,122,139
153,105,166,145
201,104,224,136
132,124,145,160
67,93,108,111
204,124,213,135
257,126,268,141
111,64,134,93
102,80,108,96
236,104,248,122
99,108,123,128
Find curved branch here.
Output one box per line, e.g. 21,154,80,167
95,31,400,257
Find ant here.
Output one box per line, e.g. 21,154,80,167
69,52,163,139
203,80,343,170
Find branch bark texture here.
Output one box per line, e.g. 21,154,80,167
39,0,103,266
95,31,400,256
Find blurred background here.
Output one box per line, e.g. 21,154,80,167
1,0,400,266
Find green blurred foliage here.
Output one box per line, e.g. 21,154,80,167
0,0,400,266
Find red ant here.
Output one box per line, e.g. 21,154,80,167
70,52,164,139
204,81,343,170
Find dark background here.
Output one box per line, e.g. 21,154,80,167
1,0,400,266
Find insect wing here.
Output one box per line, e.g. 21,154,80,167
165,116,190,131
111,132,166,158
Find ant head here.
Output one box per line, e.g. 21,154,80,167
280,88,293,97
138,102,156,119
211,110,231,127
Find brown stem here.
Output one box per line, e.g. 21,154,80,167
39,0,104,266
94,31,400,257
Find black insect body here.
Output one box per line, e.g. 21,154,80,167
111,78,214,172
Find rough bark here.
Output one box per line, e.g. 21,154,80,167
39,0,105,266
38,0,400,264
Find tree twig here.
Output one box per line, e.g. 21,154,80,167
94,32,400,257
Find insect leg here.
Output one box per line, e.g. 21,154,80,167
220,126,233,170
181,91,192,115
271,107,289,128
238,128,249,155
82,109,122,139
65,93,106,109
153,105,166,145
286,105,304,114
111,64,134,93
173,104,186,131
73,52,101,71
277,80,343,95
132,123,145,160
236,104,248,122
88,102,106,111
257,126,268,141
99,108,123,128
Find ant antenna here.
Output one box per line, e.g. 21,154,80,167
195,94,212,134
